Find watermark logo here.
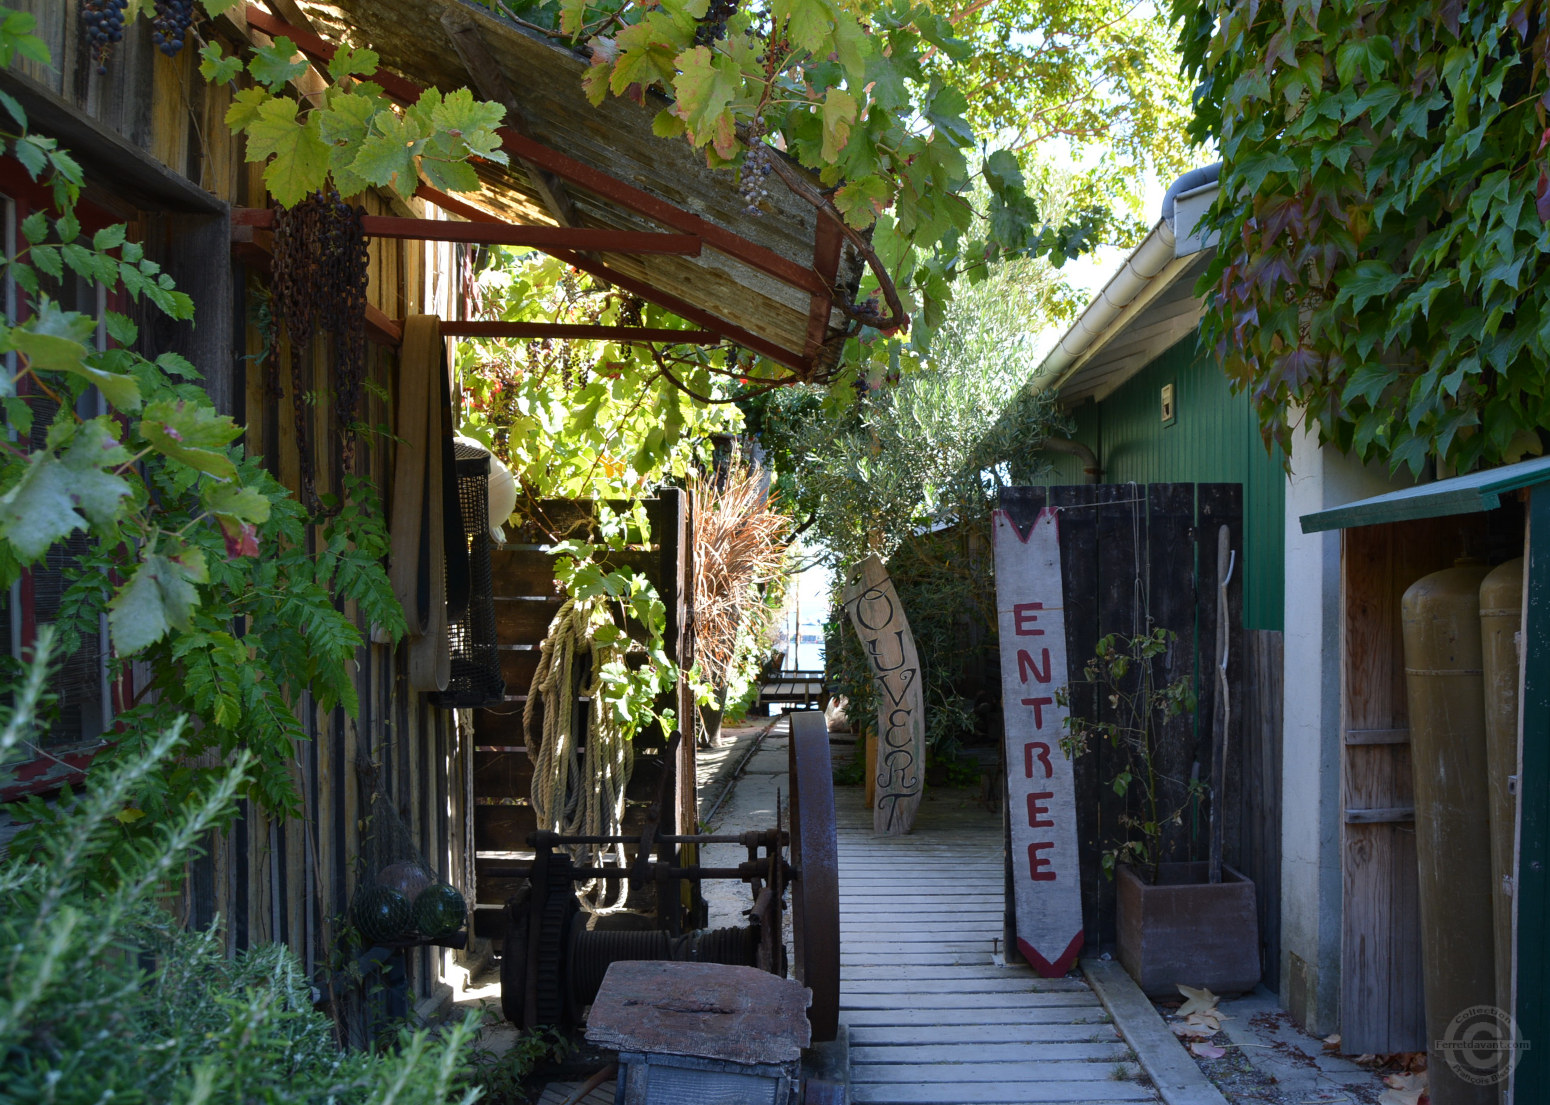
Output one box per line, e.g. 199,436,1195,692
1435,1005,1530,1086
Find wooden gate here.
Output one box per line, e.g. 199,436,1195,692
468,491,694,945
999,484,1271,965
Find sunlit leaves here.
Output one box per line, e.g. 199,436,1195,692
243,98,331,207
215,41,505,207
1176,0,1550,472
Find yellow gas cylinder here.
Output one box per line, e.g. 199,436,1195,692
1479,558,1523,1024
1402,562,1495,1105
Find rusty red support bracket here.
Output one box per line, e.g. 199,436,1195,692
232,208,701,255
418,185,812,372
440,321,719,343
803,218,843,360
494,129,827,296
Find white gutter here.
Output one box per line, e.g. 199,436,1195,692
1031,163,1222,396
1034,218,1176,394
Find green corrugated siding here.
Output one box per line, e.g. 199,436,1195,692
1031,335,1286,631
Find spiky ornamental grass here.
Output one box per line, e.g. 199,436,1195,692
688,455,792,740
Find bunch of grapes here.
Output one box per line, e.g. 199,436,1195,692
740,142,773,216
694,0,737,46
80,0,128,75
150,0,195,57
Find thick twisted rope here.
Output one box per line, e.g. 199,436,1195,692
524,596,635,913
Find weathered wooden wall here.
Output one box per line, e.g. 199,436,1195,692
1239,629,1283,992
3,4,480,1034
997,484,1247,952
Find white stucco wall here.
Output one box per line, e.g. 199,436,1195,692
1279,420,1414,1034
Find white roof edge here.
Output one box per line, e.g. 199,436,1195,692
1031,174,1221,398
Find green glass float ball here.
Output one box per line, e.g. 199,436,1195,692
413,883,466,940
352,885,413,945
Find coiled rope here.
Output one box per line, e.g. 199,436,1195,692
524,596,635,913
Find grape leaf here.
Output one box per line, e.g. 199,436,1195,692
140,399,241,481
327,43,380,82
775,0,836,56
673,47,740,150
610,18,683,96
198,42,243,84
248,36,309,92
107,549,208,655
243,98,332,208
821,87,858,162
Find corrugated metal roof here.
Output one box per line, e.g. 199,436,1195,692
1299,455,1550,533
289,0,862,373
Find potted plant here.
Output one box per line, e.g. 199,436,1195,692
1060,628,1260,998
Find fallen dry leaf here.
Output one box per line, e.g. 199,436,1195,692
1190,1042,1227,1060
1377,1088,1424,1105
1384,1072,1427,1093
1186,1009,1224,1033
1175,983,1220,1019
1171,1021,1218,1040
1322,1032,1342,1052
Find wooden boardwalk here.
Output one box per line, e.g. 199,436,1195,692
836,792,1158,1105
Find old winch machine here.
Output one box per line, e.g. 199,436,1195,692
495,713,840,1041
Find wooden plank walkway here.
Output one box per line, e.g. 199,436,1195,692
836,792,1159,1105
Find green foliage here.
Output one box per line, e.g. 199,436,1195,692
456,1020,570,1103
458,251,741,503
761,259,1073,568
1057,628,1199,883
477,0,1192,386
0,46,402,818
1174,0,1550,474
751,260,1070,751
0,630,481,1105
549,524,680,739
203,38,507,205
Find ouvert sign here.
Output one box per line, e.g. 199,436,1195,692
993,508,1083,976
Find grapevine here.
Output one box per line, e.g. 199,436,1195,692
79,0,128,75
693,0,738,48
739,141,773,217
150,0,195,58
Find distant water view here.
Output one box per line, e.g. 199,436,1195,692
772,624,824,672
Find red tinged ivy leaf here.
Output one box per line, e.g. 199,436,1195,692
1538,171,1550,222
220,518,261,559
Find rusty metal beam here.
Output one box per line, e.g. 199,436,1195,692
803,217,843,359
440,321,719,343
416,185,812,372
231,207,701,254
496,128,827,297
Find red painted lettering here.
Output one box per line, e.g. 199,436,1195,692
1012,602,1045,635
1023,741,1053,779
1020,697,1054,728
1028,841,1056,881
1027,791,1055,828
1017,648,1052,684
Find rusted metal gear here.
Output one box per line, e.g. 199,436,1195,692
789,711,840,1042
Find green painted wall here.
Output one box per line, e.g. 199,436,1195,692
1033,335,1286,631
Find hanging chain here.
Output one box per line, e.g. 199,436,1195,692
272,191,371,518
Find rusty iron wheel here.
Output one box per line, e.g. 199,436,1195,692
788,711,839,1042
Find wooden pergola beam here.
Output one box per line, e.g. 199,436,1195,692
231,208,702,255
440,321,720,343
439,8,586,237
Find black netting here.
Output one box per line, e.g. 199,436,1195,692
429,443,504,708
